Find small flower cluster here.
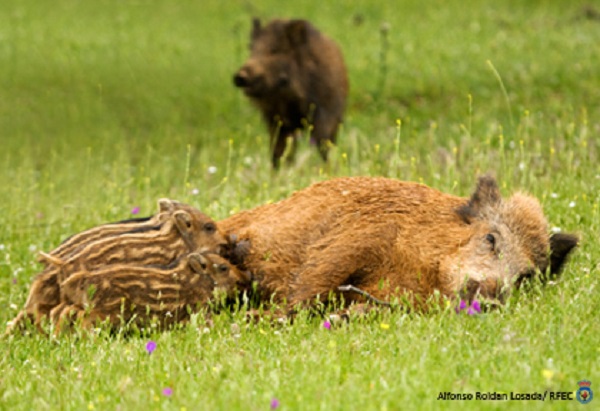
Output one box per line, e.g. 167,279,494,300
146,340,157,354
455,300,481,315
144,342,174,399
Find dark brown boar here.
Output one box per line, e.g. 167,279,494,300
220,176,578,309
233,18,348,168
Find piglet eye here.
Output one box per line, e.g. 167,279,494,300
218,264,229,274
203,222,216,233
485,233,496,250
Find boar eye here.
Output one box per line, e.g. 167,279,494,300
203,222,216,233
485,233,497,251
218,264,229,274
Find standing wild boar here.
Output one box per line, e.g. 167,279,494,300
220,176,578,309
233,18,348,168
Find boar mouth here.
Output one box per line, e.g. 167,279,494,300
241,86,264,98
459,277,507,309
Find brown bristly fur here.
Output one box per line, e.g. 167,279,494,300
220,176,578,310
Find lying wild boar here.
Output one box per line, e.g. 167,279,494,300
6,200,229,335
220,176,578,309
233,18,348,168
51,252,250,332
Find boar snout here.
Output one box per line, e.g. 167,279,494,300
459,277,508,308
233,65,268,97
233,70,250,88
233,64,262,87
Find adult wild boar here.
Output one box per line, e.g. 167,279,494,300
233,18,348,169
220,176,578,309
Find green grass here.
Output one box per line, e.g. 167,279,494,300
1,0,599,409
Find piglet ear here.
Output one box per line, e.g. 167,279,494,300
173,210,193,233
251,17,261,38
158,198,174,213
549,232,579,276
188,253,208,273
286,19,309,46
456,175,502,223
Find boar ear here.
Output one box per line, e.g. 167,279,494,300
286,19,309,46
158,198,174,213
549,232,578,276
252,17,261,38
188,253,208,273
456,175,502,223
173,210,193,233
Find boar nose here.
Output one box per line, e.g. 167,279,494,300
233,65,256,88
233,71,249,87
233,63,261,88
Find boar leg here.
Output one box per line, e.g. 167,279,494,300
52,303,119,334
20,271,61,322
4,310,43,336
311,113,340,162
6,274,60,335
271,126,295,169
288,224,396,307
337,285,392,307
50,303,86,335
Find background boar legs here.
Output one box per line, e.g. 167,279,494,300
270,125,298,168
311,112,340,162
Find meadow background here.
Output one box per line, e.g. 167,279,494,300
1,0,599,409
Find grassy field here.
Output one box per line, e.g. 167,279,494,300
1,0,599,409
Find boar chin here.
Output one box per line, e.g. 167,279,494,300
243,83,269,98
